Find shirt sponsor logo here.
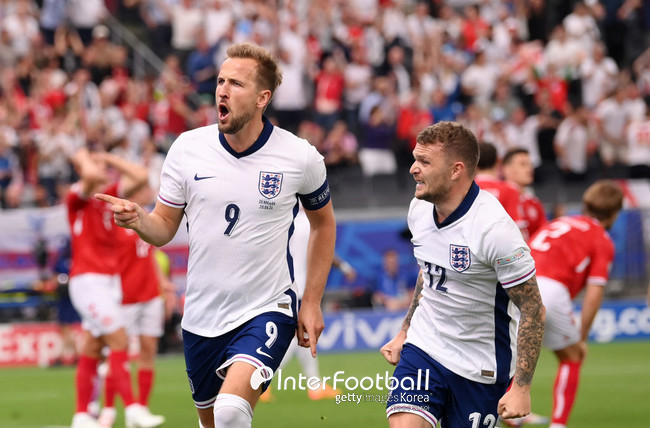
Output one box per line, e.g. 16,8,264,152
449,244,471,272
496,248,526,266
259,172,283,199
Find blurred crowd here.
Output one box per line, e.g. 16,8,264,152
1,0,650,210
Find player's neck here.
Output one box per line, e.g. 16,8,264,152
436,182,473,223
222,117,265,152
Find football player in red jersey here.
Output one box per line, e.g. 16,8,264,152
67,148,162,428
529,180,623,428
475,142,525,233
502,148,548,242
98,185,170,427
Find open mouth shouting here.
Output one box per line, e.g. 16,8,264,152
218,103,230,122
217,103,230,122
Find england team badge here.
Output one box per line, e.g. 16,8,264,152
449,244,471,272
259,172,283,199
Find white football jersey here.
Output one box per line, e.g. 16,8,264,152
158,118,330,337
406,182,536,384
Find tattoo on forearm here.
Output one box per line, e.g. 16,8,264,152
402,273,424,331
505,275,545,387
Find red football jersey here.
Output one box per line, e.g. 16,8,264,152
521,193,547,242
118,229,161,304
530,215,614,298
475,175,523,225
67,182,121,277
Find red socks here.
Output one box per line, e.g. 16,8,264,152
552,360,582,425
104,365,116,408
138,369,154,406
108,350,135,406
105,362,155,407
75,356,99,413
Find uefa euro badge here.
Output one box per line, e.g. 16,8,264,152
259,172,283,199
449,244,471,272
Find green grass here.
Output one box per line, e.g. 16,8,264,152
1,341,650,427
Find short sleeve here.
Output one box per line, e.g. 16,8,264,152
586,233,615,285
298,145,330,210
481,218,536,288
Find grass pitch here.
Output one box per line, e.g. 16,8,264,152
1,341,649,427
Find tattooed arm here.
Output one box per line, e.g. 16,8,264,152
498,275,546,419
401,272,425,331
380,271,425,365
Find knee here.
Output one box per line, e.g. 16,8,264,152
213,394,253,428
213,406,243,426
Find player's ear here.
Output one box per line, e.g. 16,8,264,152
257,89,272,109
450,161,465,181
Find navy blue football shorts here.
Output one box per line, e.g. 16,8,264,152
183,311,296,409
386,344,510,428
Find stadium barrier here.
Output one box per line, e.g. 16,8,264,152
1,300,648,367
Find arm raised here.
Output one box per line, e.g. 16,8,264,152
95,194,184,247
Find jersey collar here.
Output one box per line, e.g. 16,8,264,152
433,181,480,228
218,115,274,159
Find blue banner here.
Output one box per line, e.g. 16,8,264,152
320,309,405,353
318,300,650,353
587,299,650,343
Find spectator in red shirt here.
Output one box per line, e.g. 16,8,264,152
312,52,345,132
475,142,525,233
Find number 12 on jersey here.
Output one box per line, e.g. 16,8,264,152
425,262,448,292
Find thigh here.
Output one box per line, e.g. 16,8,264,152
183,329,230,410
387,344,507,428
69,274,123,337
442,374,506,428
216,312,296,392
386,344,441,428
538,277,580,350
183,312,296,410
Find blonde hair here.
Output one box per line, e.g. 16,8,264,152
582,179,624,222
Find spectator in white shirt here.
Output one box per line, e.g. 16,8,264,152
580,42,618,109
595,84,630,167
555,104,595,181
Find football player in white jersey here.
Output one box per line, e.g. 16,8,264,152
96,43,336,428
380,122,545,428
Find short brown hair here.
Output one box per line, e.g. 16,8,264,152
502,147,529,166
226,42,283,95
582,179,624,222
416,121,479,177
